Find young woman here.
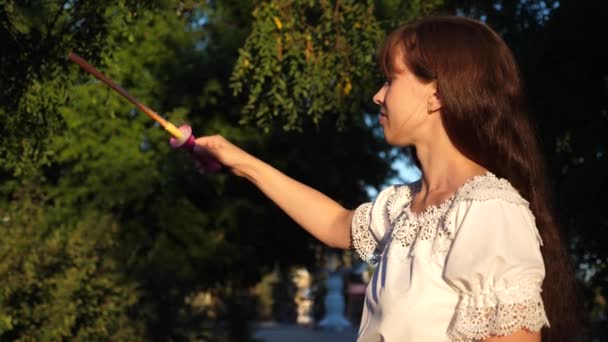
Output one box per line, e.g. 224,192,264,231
194,15,578,342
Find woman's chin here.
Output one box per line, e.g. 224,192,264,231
383,133,397,146
383,133,410,147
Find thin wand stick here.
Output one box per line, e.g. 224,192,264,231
68,52,184,140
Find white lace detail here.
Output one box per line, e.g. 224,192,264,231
390,173,495,256
456,175,529,205
352,172,543,261
351,202,375,262
392,194,454,252
447,285,549,342
386,185,414,223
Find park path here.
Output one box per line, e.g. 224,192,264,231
253,322,358,342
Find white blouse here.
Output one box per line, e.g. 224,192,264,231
351,172,550,342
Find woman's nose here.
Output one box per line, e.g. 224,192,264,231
373,87,385,105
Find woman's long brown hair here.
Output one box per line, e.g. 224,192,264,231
380,16,580,341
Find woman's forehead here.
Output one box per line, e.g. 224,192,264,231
383,45,409,76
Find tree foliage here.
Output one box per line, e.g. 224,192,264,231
0,0,397,339
0,184,141,340
231,0,384,131
0,0,160,175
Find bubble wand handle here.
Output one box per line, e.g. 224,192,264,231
169,125,222,172
68,52,221,172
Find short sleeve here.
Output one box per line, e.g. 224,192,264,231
351,186,396,263
443,199,550,341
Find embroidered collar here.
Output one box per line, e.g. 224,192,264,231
387,172,533,255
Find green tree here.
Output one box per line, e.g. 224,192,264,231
230,0,442,132
0,184,141,340
0,1,159,339
230,0,383,131
0,0,162,175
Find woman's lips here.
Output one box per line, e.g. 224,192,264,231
379,112,388,124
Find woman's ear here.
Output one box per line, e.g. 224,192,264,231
427,82,442,114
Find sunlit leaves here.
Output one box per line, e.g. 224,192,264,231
230,0,384,132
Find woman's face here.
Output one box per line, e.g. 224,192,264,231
373,50,437,146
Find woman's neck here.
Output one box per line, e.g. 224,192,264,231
414,135,487,197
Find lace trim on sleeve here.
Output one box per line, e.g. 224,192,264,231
447,285,550,342
351,202,375,262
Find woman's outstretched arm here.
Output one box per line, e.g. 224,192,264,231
194,135,354,249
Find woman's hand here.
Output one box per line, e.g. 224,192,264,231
193,135,254,177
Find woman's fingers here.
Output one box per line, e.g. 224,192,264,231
192,135,227,174
192,135,251,176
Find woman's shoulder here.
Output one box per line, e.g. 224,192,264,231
446,172,543,245
454,172,529,207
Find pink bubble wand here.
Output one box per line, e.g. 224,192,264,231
68,52,221,172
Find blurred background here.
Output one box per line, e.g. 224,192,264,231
0,0,606,341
